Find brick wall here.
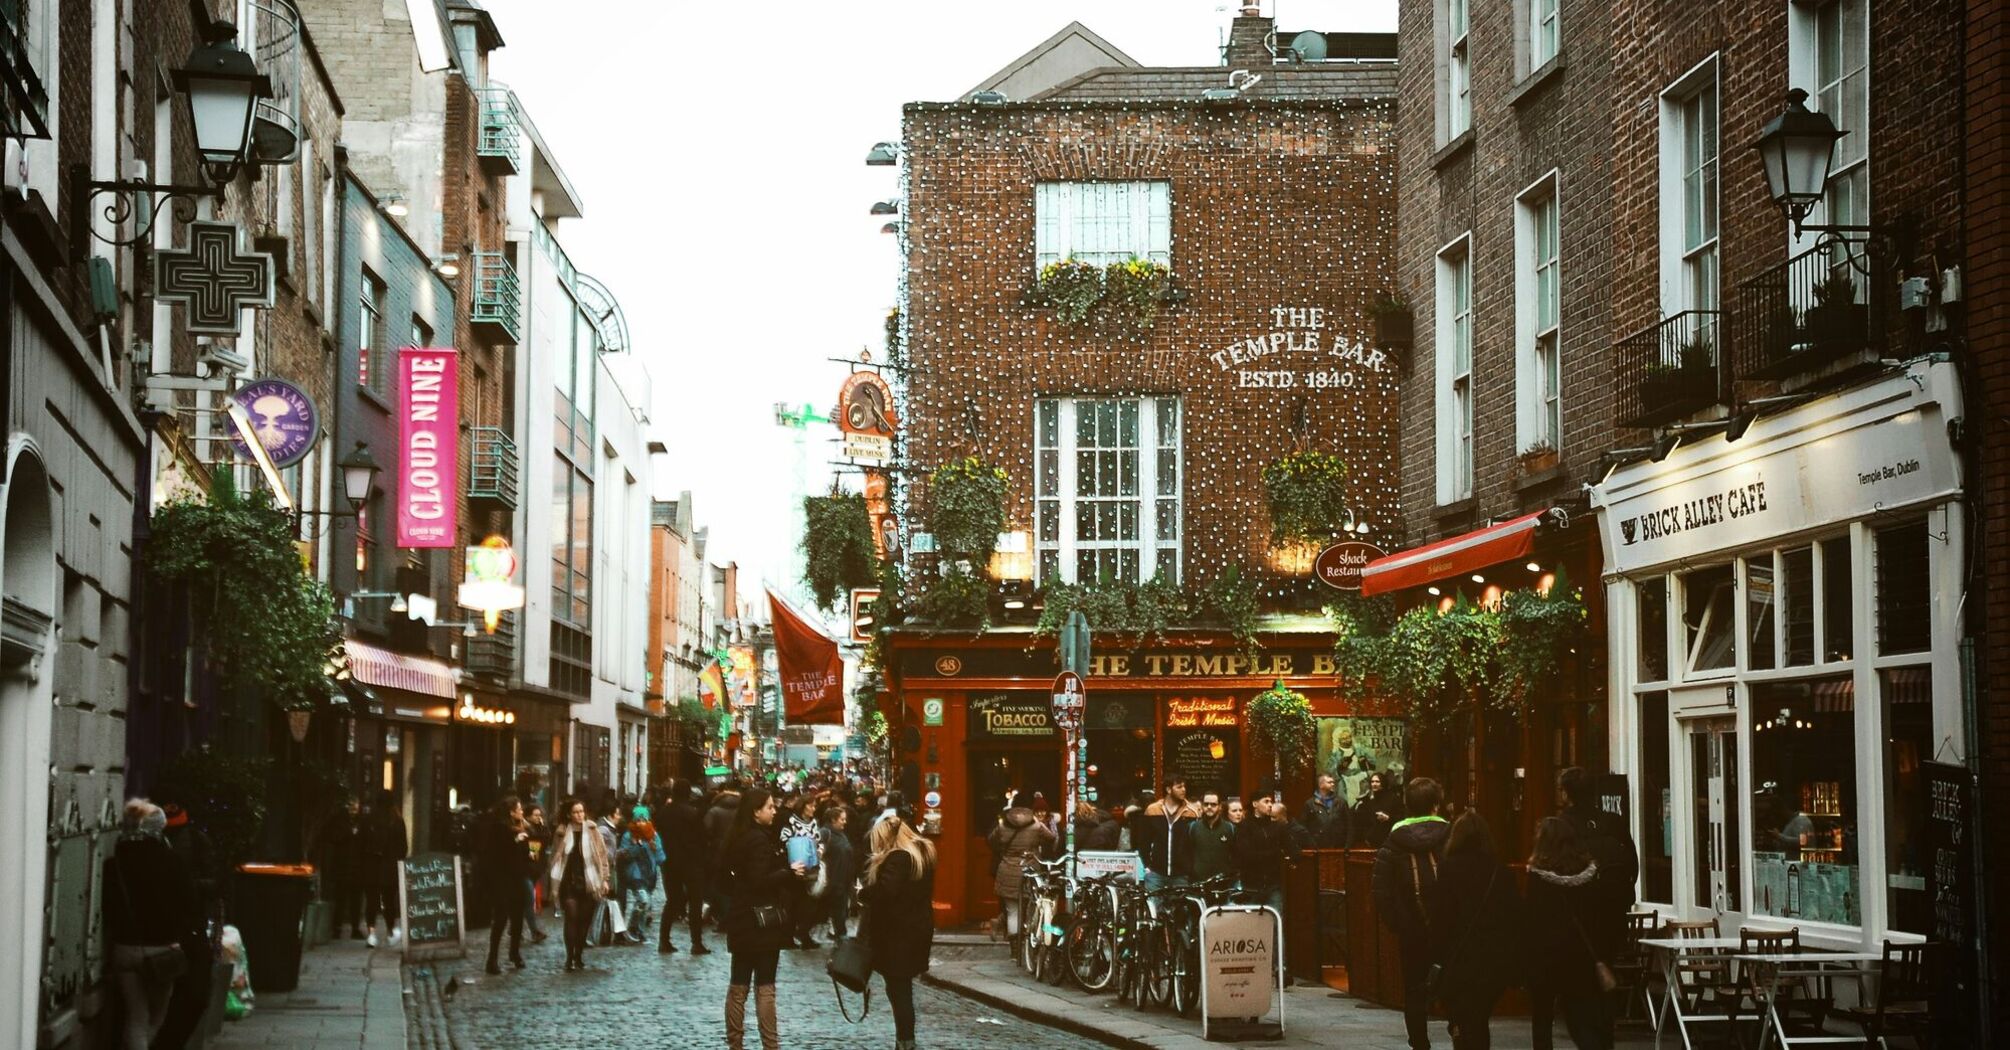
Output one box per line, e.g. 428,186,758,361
899,97,1401,591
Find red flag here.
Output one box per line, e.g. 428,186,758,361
768,589,845,725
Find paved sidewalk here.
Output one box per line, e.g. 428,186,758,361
925,945,1661,1050
205,938,407,1050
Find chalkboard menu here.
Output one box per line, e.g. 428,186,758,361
398,852,466,960
1923,761,1974,1039
1167,727,1238,798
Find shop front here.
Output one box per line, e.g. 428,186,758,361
885,625,1405,926
344,639,459,851
1590,360,1965,948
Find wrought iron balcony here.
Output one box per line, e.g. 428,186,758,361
0,0,50,141
477,88,521,176
470,250,521,344
1614,310,1725,429
1730,245,1888,385
464,612,517,681
466,426,519,511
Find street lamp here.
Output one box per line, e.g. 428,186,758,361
339,442,381,511
865,142,898,166
171,23,272,185
1751,89,1846,236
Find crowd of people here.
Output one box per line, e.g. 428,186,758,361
467,770,937,1050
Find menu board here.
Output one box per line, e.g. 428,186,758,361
1924,761,1974,1036
1168,727,1238,798
398,852,466,960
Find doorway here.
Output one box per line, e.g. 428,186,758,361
1684,717,1742,917
0,441,56,1050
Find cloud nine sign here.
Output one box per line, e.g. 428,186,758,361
398,348,458,548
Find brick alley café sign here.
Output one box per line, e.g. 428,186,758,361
903,646,1340,680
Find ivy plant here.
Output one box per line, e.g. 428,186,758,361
919,565,990,628
1248,680,1317,779
1262,450,1351,546
154,749,270,872
1493,566,1590,704
1202,564,1262,655
1034,258,1106,324
802,493,877,611
145,479,341,712
928,456,1008,563
1100,257,1171,335
1035,574,1192,642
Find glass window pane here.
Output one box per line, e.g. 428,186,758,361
1782,546,1815,666
1040,550,1059,584
1120,401,1139,447
1099,502,1118,541
1875,521,1931,655
1157,455,1177,497
1119,503,1138,541
1748,557,1776,671
1157,399,1179,446
1683,565,1737,672
1750,677,1860,926
1638,576,1669,682
1100,451,1119,495
1822,538,1854,662
1038,400,1058,447
1881,666,1934,934
1119,548,1139,584
1096,401,1118,443
1038,501,1059,543
1077,451,1096,493
1640,690,1673,903
1076,549,1096,583
1075,502,1094,542
1155,549,1179,585
1038,451,1058,496
1156,500,1178,541
1119,451,1138,496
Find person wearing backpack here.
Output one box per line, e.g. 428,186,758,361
1542,767,1638,1050
1373,777,1451,1050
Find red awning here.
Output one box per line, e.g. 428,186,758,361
1360,512,1546,597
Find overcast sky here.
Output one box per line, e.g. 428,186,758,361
480,0,1397,600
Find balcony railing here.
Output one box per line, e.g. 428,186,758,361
466,426,519,510
1614,309,1725,429
476,87,521,175
1730,245,1888,385
464,612,517,681
470,250,521,344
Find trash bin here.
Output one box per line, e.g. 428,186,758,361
234,863,316,993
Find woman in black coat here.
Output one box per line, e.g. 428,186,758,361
1524,815,1615,1050
861,815,937,1050
104,799,202,1050
1426,810,1523,1050
720,788,806,1050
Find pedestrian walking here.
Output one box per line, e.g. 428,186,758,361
986,800,1056,935
1189,792,1238,882
479,796,533,974
151,797,217,1050
862,815,937,1050
1373,776,1450,1050
1426,810,1522,1050
1356,772,1402,848
656,781,712,954
361,791,409,947
1555,766,1638,965
705,782,743,927
103,799,202,1050
783,793,825,949
619,804,665,944
823,804,858,939
321,799,364,940
548,797,613,972
1525,814,1619,1050
722,787,808,1050
1299,773,1354,848
522,804,550,942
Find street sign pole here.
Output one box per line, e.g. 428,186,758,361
1052,669,1085,882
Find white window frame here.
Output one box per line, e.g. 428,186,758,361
1033,396,1180,586
1788,0,1870,267
1530,0,1559,69
1658,57,1721,333
1033,181,1171,270
1515,172,1562,454
1435,235,1475,504
1436,0,1472,142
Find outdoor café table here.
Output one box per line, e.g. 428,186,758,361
1640,936,1747,1050
1733,951,1883,1050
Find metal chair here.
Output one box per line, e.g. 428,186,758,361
1837,940,1936,1049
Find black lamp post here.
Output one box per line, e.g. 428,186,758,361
338,443,381,513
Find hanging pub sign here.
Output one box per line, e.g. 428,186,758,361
837,371,898,464
154,221,276,335
457,536,525,630
1314,540,1386,591
229,379,319,468
397,347,458,548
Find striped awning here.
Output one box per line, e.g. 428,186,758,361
1811,677,1855,713
1882,666,1933,705
1360,511,1546,597
344,638,456,700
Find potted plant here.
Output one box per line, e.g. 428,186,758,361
1247,680,1317,781
801,492,878,611
1099,256,1172,335
927,457,1009,563
1517,441,1560,475
1805,270,1868,352
1261,450,1351,548
1031,258,1105,324
1370,292,1414,350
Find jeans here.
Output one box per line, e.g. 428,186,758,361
885,974,916,1040
729,947,781,986
1528,979,1614,1050
152,939,212,1050
110,944,173,1050
1399,941,1433,1050
624,884,653,939
522,878,544,936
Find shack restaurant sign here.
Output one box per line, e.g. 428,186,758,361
397,348,458,548
1593,387,1960,576
1315,540,1385,590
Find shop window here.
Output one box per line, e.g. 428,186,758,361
1781,545,1815,666
1639,691,1673,903
1637,575,1669,682
1747,554,1776,671
1880,666,1934,934
1875,520,1931,655
1682,564,1737,673
1821,537,1854,662
1750,676,1860,926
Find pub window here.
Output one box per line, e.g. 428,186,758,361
1638,689,1673,904
1435,236,1474,503
1636,575,1669,683
1681,563,1736,674
1874,520,1931,655
1820,536,1854,662
1781,545,1815,666
1516,174,1562,452
1880,665,1934,934
1033,181,1171,270
1750,676,1860,927
1747,553,1776,671
1034,397,1180,586
358,268,386,393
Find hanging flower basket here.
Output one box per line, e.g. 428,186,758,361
1262,450,1351,547
927,457,1008,563
802,493,877,611
1032,258,1105,324
1248,680,1317,778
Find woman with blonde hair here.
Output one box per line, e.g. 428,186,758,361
862,815,937,1050
547,797,612,971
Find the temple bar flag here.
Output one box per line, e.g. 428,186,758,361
768,590,845,725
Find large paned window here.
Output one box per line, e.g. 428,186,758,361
1436,239,1474,503
1881,666,1934,934
1751,676,1859,926
1681,564,1736,673
1679,81,1720,338
1441,0,1471,139
1033,181,1171,269
358,268,385,394
1518,180,1561,450
1637,576,1669,683
1874,520,1931,655
551,455,592,628
1813,0,1869,264
556,296,597,461
1034,397,1180,586
1530,0,1558,68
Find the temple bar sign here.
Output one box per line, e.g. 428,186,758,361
1208,305,1391,390
905,647,1338,680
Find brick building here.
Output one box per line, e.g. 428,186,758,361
881,11,1402,926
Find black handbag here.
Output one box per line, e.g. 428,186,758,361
748,904,788,931
826,903,873,1022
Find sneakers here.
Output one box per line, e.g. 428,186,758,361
389,926,403,945
366,930,379,948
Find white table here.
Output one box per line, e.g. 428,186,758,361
1733,951,1882,1050
1640,937,1747,1050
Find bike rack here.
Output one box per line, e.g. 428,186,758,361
1196,903,1286,1042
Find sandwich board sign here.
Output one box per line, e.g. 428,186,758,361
398,852,467,961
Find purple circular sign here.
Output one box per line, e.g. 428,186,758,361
231,379,320,467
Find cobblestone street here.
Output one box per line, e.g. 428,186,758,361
438,924,1091,1049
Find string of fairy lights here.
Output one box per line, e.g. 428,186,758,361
868,94,1406,604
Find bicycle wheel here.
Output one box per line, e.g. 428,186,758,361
1068,911,1116,992
1017,896,1038,977
1172,923,1202,1017
1144,922,1175,1010
1033,901,1067,986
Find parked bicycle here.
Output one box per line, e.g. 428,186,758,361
1014,856,1072,986
1064,871,1127,992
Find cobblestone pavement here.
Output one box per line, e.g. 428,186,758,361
438,923,1095,1049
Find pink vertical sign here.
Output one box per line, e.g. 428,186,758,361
397,347,458,548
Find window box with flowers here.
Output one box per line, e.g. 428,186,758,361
1371,292,1414,351
1027,256,1179,332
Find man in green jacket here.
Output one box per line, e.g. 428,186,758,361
1189,792,1238,882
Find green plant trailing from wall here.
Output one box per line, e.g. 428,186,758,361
928,456,1008,563
802,493,878,611
155,749,270,873
920,565,990,628
1035,574,1192,642
1100,257,1171,334
1248,680,1317,779
1492,566,1590,703
1203,564,1262,654
1262,450,1351,546
1328,579,1590,721
145,478,341,713
1035,257,1106,324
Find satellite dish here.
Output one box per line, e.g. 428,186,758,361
1291,30,1328,62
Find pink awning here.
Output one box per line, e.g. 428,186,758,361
1360,512,1546,597
344,639,456,700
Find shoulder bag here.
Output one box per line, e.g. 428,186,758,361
111,855,189,985
826,901,873,1022
1568,912,1619,992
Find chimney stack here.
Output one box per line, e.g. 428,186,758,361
1225,8,1275,69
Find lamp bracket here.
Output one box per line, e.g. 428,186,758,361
1789,221,1895,276
69,165,223,258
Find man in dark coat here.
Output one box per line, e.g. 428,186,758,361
1556,766,1639,961
1132,777,1199,890
361,793,409,946
476,796,531,973
1373,777,1451,1050
1231,794,1291,911
703,784,742,925
656,780,712,954
1073,801,1121,852
1299,773,1354,849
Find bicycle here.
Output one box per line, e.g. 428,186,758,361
1119,881,1185,1012
1064,871,1126,992
1164,875,1245,1017
1015,857,1072,986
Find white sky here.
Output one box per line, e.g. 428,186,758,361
481,0,1397,596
